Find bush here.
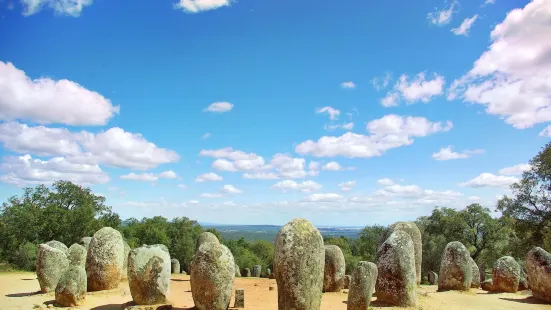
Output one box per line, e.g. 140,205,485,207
14,242,38,271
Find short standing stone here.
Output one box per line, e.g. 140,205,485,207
343,275,351,289
262,268,271,278
234,289,244,308
438,241,472,291
244,268,251,277
274,218,324,310
36,244,69,293
122,241,131,280
492,256,520,293
80,237,92,251
195,232,220,252
479,264,486,282
526,247,551,303
86,227,125,291
376,230,417,307
347,261,377,310
67,244,87,267
252,265,262,277
171,259,181,274
481,279,494,291
323,245,345,292
191,242,235,310
380,222,422,285
46,241,68,254
519,268,528,290
235,264,241,277
428,271,438,285
55,265,87,306
128,244,171,305
269,273,275,279
470,257,480,288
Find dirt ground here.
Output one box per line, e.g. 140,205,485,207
1,272,551,310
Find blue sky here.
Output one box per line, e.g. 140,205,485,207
0,0,549,226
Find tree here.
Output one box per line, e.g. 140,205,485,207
355,225,385,262
459,203,503,260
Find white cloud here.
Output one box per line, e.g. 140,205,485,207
0,154,108,186
498,163,531,176
380,92,400,107
177,184,187,189
120,173,158,182
324,122,354,131
212,159,238,172
200,193,222,198
174,0,230,13
484,0,495,5
322,161,343,171
375,179,462,205
432,146,484,160
0,61,118,125
200,148,266,172
377,178,395,186
340,81,356,89
382,72,445,106
159,170,178,179
460,173,519,188
221,184,242,194
203,101,233,113
271,180,322,193
270,153,307,179
339,181,356,192
448,0,551,130
305,193,343,202
316,107,341,120
21,0,93,17
372,72,392,91
427,0,458,25
242,172,279,180
295,115,452,158
195,172,223,183
202,133,211,139
452,15,478,36
469,196,481,201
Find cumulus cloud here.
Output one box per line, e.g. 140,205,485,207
0,61,118,125
448,0,551,130
375,178,462,204
221,184,242,194
427,0,458,25
381,72,445,107
498,163,531,176
174,0,231,13
324,122,354,131
340,81,356,89
21,0,93,17
195,172,223,183
203,101,234,113
177,184,187,189
200,148,266,172
305,193,343,202
159,170,178,179
339,181,356,192
0,122,80,156
202,133,211,139
377,178,395,186
120,173,158,182
295,114,452,158
271,180,322,193
460,173,519,188
452,15,478,36
200,193,222,198
372,72,392,91
316,107,341,120
242,172,279,180
432,146,484,160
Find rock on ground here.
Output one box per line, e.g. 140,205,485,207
274,218,324,310
128,244,171,305
438,241,472,292
519,268,528,290
122,241,131,280
36,244,69,293
195,232,220,252
191,242,235,310
243,268,251,277
380,222,422,285
428,271,438,285
55,265,87,306
526,247,551,303
347,261,377,310
234,288,244,308
67,243,87,267
492,256,520,293
86,227,125,291
343,275,351,289
323,245,345,292
234,264,241,277
262,268,271,278
470,257,480,288
45,241,68,254
79,237,92,251
376,230,417,307
171,259,181,274
252,265,262,277
481,279,494,291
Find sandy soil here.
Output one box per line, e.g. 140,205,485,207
1,272,550,310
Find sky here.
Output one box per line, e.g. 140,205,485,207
0,0,549,226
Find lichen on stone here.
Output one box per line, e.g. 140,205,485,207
323,245,345,292
438,241,472,292
86,227,125,291
526,247,551,303
347,261,377,310
128,244,171,305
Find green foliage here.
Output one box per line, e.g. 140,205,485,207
14,242,38,271
223,238,273,272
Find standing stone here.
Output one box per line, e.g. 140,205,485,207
343,275,351,289
121,241,131,280
171,259,181,274
67,244,87,267
243,268,251,277
269,273,275,279
323,245,345,292
347,261,377,310
428,271,438,285
235,264,241,277
234,289,244,308
526,247,551,303
128,244,171,305
252,265,262,277
195,231,220,252
376,230,417,307
79,237,92,251
55,266,87,306
191,242,235,310
36,244,69,293
481,279,494,291
86,227,125,291
479,264,486,282
438,241,472,292
274,218,324,310
470,257,481,288
519,268,528,290
380,222,422,285
492,256,520,293
46,240,68,254
263,268,272,278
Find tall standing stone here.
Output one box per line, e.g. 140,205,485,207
46,240,68,254
470,257,480,288
380,222,422,285
438,241,472,291
55,265,87,306
195,231,220,252
67,244,87,267
252,265,262,277
128,244,171,305
376,230,417,307
171,259,181,274
274,218,324,310
526,247,551,303
235,264,241,277
492,256,520,293
347,261,377,310
36,244,69,293
323,245,345,292
343,275,351,289
79,237,92,251
428,271,438,285
86,227,125,291
191,242,235,310
121,241,131,280
243,268,251,277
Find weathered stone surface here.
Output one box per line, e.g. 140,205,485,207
86,227,125,291
269,273,275,279
343,275,351,289
234,288,244,308
252,265,262,277
470,257,480,288
128,244,171,305
195,232,220,252
46,240,68,254
428,271,438,285
262,268,272,278
122,241,131,280
55,265,87,306
79,237,92,251
191,242,235,310
235,264,241,277
438,241,472,292
492,256,520,293
526,247,551,302
274,218,324,310
171,259,181,274
479,264,486,282
481,279,494,291
380,222,422,285
519,268,528,290
36,244,69,293
375,230,417,307
67,243,87,267
347,261,377,310
323,245,345,292
243,268,251,277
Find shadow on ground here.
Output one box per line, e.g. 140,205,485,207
5,291,41,297
171,279,189,282
500,297,547,305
